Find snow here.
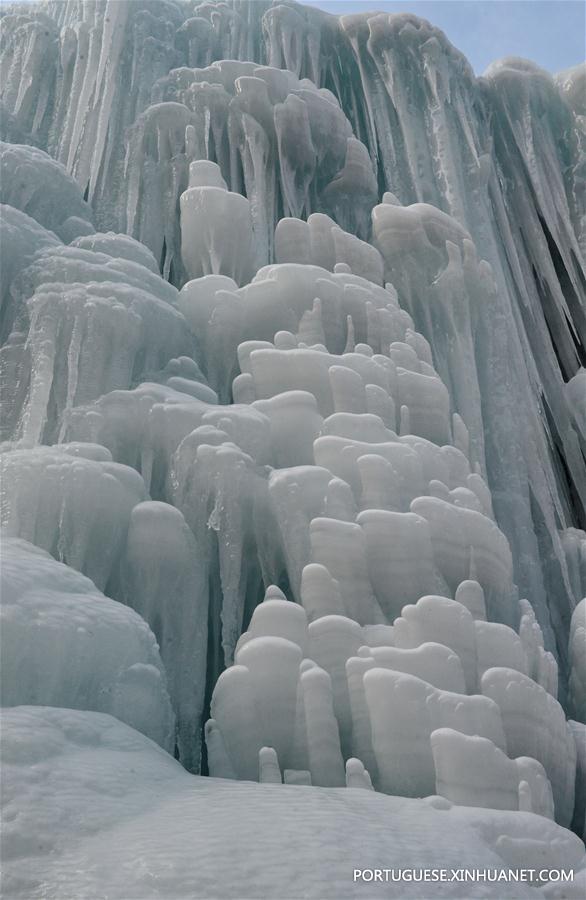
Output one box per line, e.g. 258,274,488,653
2,706,585,900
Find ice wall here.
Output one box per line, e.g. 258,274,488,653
1,1,583,672
0,0,585,843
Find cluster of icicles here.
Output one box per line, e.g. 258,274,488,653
1,141,584,838
0,0,585,844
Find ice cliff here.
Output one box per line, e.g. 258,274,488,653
0,1,585,895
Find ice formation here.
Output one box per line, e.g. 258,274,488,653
1,538,175,750
0,0,585,894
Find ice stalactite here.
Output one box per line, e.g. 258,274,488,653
123,101,196,282
0,162,192,445
129,58,376,272
0,205,60,344
117,501,208,772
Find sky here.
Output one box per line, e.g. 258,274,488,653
0,0,583,75
298,1,585,74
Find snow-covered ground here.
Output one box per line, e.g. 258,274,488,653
2,706,585,900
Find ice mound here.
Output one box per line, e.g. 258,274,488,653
0,142,94,239
206,589,575,825
3,705,585,899
0,539,174,750
0,446,209,771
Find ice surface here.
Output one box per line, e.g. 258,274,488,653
569,599,586,723
0,143,94,239
482,667,577,827
431,728,554,819
1,539,174,750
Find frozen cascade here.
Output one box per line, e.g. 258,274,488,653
129,59,375,273
1,0,586,877
2,0,583,668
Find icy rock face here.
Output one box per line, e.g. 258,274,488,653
1,0,585,851
0,538,175,751
1,7,583,649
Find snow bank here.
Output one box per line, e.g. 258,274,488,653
3,706,584,899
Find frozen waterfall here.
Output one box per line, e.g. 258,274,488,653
0,1,585,897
